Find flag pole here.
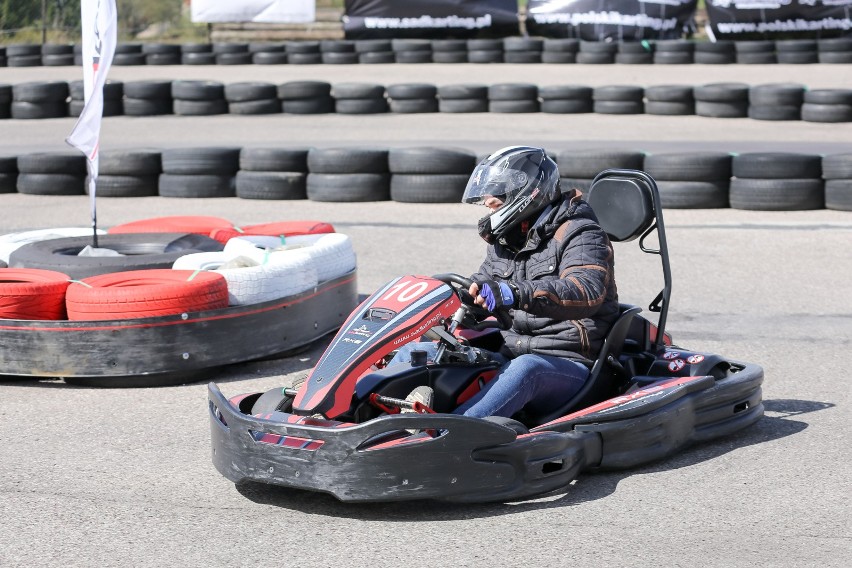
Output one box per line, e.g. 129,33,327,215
66,0,117,249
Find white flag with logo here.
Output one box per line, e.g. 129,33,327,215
66,0,117,235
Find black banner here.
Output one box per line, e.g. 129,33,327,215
706,0,852,39
343,0,520,39
525,0,698,41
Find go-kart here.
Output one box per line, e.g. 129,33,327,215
208,169,764,503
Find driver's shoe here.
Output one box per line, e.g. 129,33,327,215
403,386,434,413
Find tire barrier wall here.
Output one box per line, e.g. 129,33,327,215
0,38,850,67
1,146,851,211
3,80,851,123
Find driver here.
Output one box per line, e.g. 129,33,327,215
397,145,620,421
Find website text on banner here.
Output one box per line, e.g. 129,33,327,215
706,0,852,39
343,0,519,38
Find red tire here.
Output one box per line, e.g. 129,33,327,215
107,216,235,236
209,220,336,244
0,268,70,320
66,269,229,321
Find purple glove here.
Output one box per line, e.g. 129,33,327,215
476,280,516,312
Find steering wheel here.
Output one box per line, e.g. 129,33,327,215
432,273,513,330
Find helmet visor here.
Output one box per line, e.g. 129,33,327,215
462,164,530,205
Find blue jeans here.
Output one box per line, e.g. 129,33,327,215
390,341,589,419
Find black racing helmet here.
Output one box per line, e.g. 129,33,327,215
462,146,560,241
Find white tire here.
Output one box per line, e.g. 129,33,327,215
0,227,107,263
224,233,356,282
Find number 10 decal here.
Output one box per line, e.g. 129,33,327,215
382,280,429,303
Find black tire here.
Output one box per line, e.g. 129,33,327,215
307,147,388,174
124,80,173,99
8,233,224,279
389,99,438,113
776,39,816,52
390,174,468,203
544,39,579,53
504,51,542,63
321,52,358,64
467,50,503,63
277,81,331,100
504,37,543,52
17,173,85,195
7,55,43,67
17,152,86,174
489,100,540,113
235,171,307,200
216,53,253,65
142,43,181,55
355,39,392,53
804,89,852,105
252,52,288,65
228,99,280,115
576,52,614,64
171,80,225,101
821,154,852,180
801,103,852,123
94,175,159,197
224,81,278,103
695,41,735,54
467,39,503,51
656,180,729,209
695,100,748,118
438,99,488,113
593,101,643,114
438,84,488,100
540,85,592,100
432,40,467,52
392,39,431,52
113,53,146,66
540,99,594,113
729,178,823,211
643,152,733,181
694,52,735,64
240,147,310,172
387,83,437,100
732,152,822,179
359,52,396,64
736,52,777,64
432,52,467,63
145,53,181,65
644,101,694,115
555,149,645,178
579,41,618,54
99,150,162,176
776,52,818,64
173,99,228,116
541,52,577,63
285,42,320,54
388,147,476,174
747,105,801,121
489,83,538,101
825,179,852,211
644,85,694,102
122,98,173,116
285,53,322,64
251,387,294,415
320,40,354,53
615,53,653,64
182,53,216,66
42,54,74,66
307,173,390,202
749,83,805,106
68,99,123,118
12,81,68,102
653,52,693,64
655,40,695,53
161,147,241,175
335,99,389,114
593,86,644,102
394,51,432,64
10,101,67,119
0,173,17,193
818,52,852,64
281,97,335,114
333,83,385,99
6,44,41,56
158,173,236,198
694,83,749,102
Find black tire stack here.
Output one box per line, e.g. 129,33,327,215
17,152,86,196
694,83,749,118
143,43,181,65
438,84,489,113
643,152,732,209
96,150,162,197
321,40,358,65
644,85,694,116
181,43,216,65
236,147,309,200
392,39,432,64
616,41,653,64
6,44,42,67
539,85,593,114
818,38,852,64
213,43,252,65
775,39,819,64
0,84,12,118
68,80,124,118
695,40,736,64
801,89,852,123
554,149,645,192
577,41,617,64
653,40,694,64
279,81,334,114
389,147,476,203
250,42,288,65
355,40,394,64
432,40,468,63
503,37,543,63
42,44,75,67
225,82,279,115
488,83,539,113
159,147,240,198
387,84,438,113
593,86,644,115
123,80,173,116
333,83,388,114
735,40,776,64
542,39,579,63
286,41,322,65
822,154,852,211
113,44,145,66
0,155,17,194
307,147,390,202
748,83,805,121
467,39,503,63
730,152,824,211
172,80,227,116
11,81,68,119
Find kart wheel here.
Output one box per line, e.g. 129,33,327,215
251,386,296,415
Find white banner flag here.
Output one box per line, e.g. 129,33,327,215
66,0,117,239
191,0,315,23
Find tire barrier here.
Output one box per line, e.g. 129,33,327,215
2,79,850,123
65,269,229,321
2,147,852,211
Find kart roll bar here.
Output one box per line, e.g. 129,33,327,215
587,169,672,352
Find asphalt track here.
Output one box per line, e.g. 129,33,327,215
0,62,850,567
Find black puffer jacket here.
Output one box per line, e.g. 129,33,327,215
471,190,619,365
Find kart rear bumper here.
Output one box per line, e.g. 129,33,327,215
208,361,763,503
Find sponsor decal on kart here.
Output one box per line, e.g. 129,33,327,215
687,354,705,364
668,359,686,372
663,351,681,360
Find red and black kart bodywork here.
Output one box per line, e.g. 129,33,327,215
208,170,764,502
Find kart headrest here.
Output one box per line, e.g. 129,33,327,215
586,171,656,243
